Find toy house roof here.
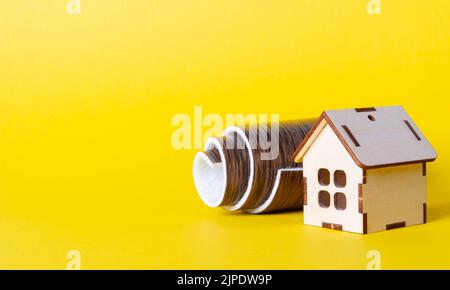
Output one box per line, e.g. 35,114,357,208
293,106,437,169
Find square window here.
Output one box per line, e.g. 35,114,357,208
318,168,330,186
334,170,347,188
318,190,330,208
334,192,347,210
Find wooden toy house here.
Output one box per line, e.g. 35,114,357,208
293,106,437,234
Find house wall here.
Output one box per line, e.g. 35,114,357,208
363,163,426,233
303,124,364,234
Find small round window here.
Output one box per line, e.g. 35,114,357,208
318,190,330,208
334,170,347,188
318,168,330,186
334,192,347,210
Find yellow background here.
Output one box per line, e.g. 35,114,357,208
0,0,449,269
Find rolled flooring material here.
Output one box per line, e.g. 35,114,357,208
193,119,315,213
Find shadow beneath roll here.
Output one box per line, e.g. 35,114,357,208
219,206,302,216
